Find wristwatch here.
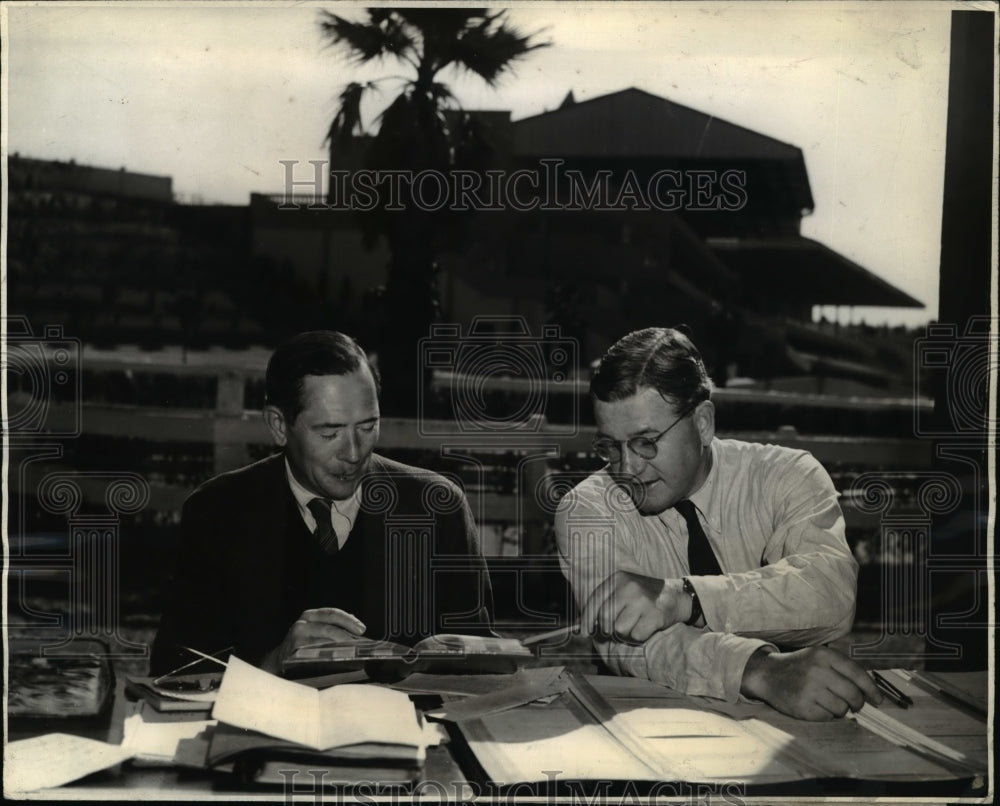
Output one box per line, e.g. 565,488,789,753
681,577,702,627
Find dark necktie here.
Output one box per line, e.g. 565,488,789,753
673,499,722,576
307,498,339,555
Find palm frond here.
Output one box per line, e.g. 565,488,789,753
449,12,550,85
324,81,372,147
318,10,415,64
394,8,485,42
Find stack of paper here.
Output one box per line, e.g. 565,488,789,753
121,710,217,764
206,656,431,785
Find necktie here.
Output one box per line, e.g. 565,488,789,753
673,499,722,576
307,498,340,555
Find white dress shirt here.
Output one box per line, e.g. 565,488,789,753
285,459,361,549
555,438,858,702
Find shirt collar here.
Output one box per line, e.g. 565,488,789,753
686,438,720,531
284,458,363,526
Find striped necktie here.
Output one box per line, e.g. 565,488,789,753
307,498,340,555
673,499,722,576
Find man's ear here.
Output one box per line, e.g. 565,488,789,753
262,405,289,447
693,400,716,447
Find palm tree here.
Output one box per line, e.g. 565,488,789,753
319,8,547,414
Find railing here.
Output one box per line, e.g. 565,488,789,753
18,407,933,535
10,349,936,539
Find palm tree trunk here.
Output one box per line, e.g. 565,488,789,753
377,212,440,415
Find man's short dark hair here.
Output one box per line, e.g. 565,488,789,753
590,327,713,409
265,331,381,422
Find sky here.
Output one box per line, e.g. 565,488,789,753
1,1,973,327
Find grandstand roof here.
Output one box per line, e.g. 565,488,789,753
511,87,803,161
707,236,923,308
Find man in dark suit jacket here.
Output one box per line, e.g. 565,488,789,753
150,331,493,676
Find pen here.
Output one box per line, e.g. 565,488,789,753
872,670,914,709
520,622,580,647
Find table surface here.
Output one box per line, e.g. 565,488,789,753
8,669,991,800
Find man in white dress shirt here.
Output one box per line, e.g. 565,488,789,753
556,327,881,720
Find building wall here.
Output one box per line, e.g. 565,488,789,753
9,155,173,203
249,201,390,304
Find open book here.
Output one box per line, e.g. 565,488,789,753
213,656,427,752
281,633,533,679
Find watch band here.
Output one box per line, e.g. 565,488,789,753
682,577,703,627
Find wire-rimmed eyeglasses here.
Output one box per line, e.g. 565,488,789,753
592,402,698,464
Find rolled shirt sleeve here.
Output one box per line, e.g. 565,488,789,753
554,438,857,701
692,449,858,646
555,480,771,702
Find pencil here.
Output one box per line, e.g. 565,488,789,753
520,622,580,647
872,670,914,708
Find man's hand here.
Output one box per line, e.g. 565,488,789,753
261,607,367,674
581,571,692,643
740,645,883,720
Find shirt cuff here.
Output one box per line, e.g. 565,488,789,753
711,635,777,703
733,641,779,704
686,573,733,632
